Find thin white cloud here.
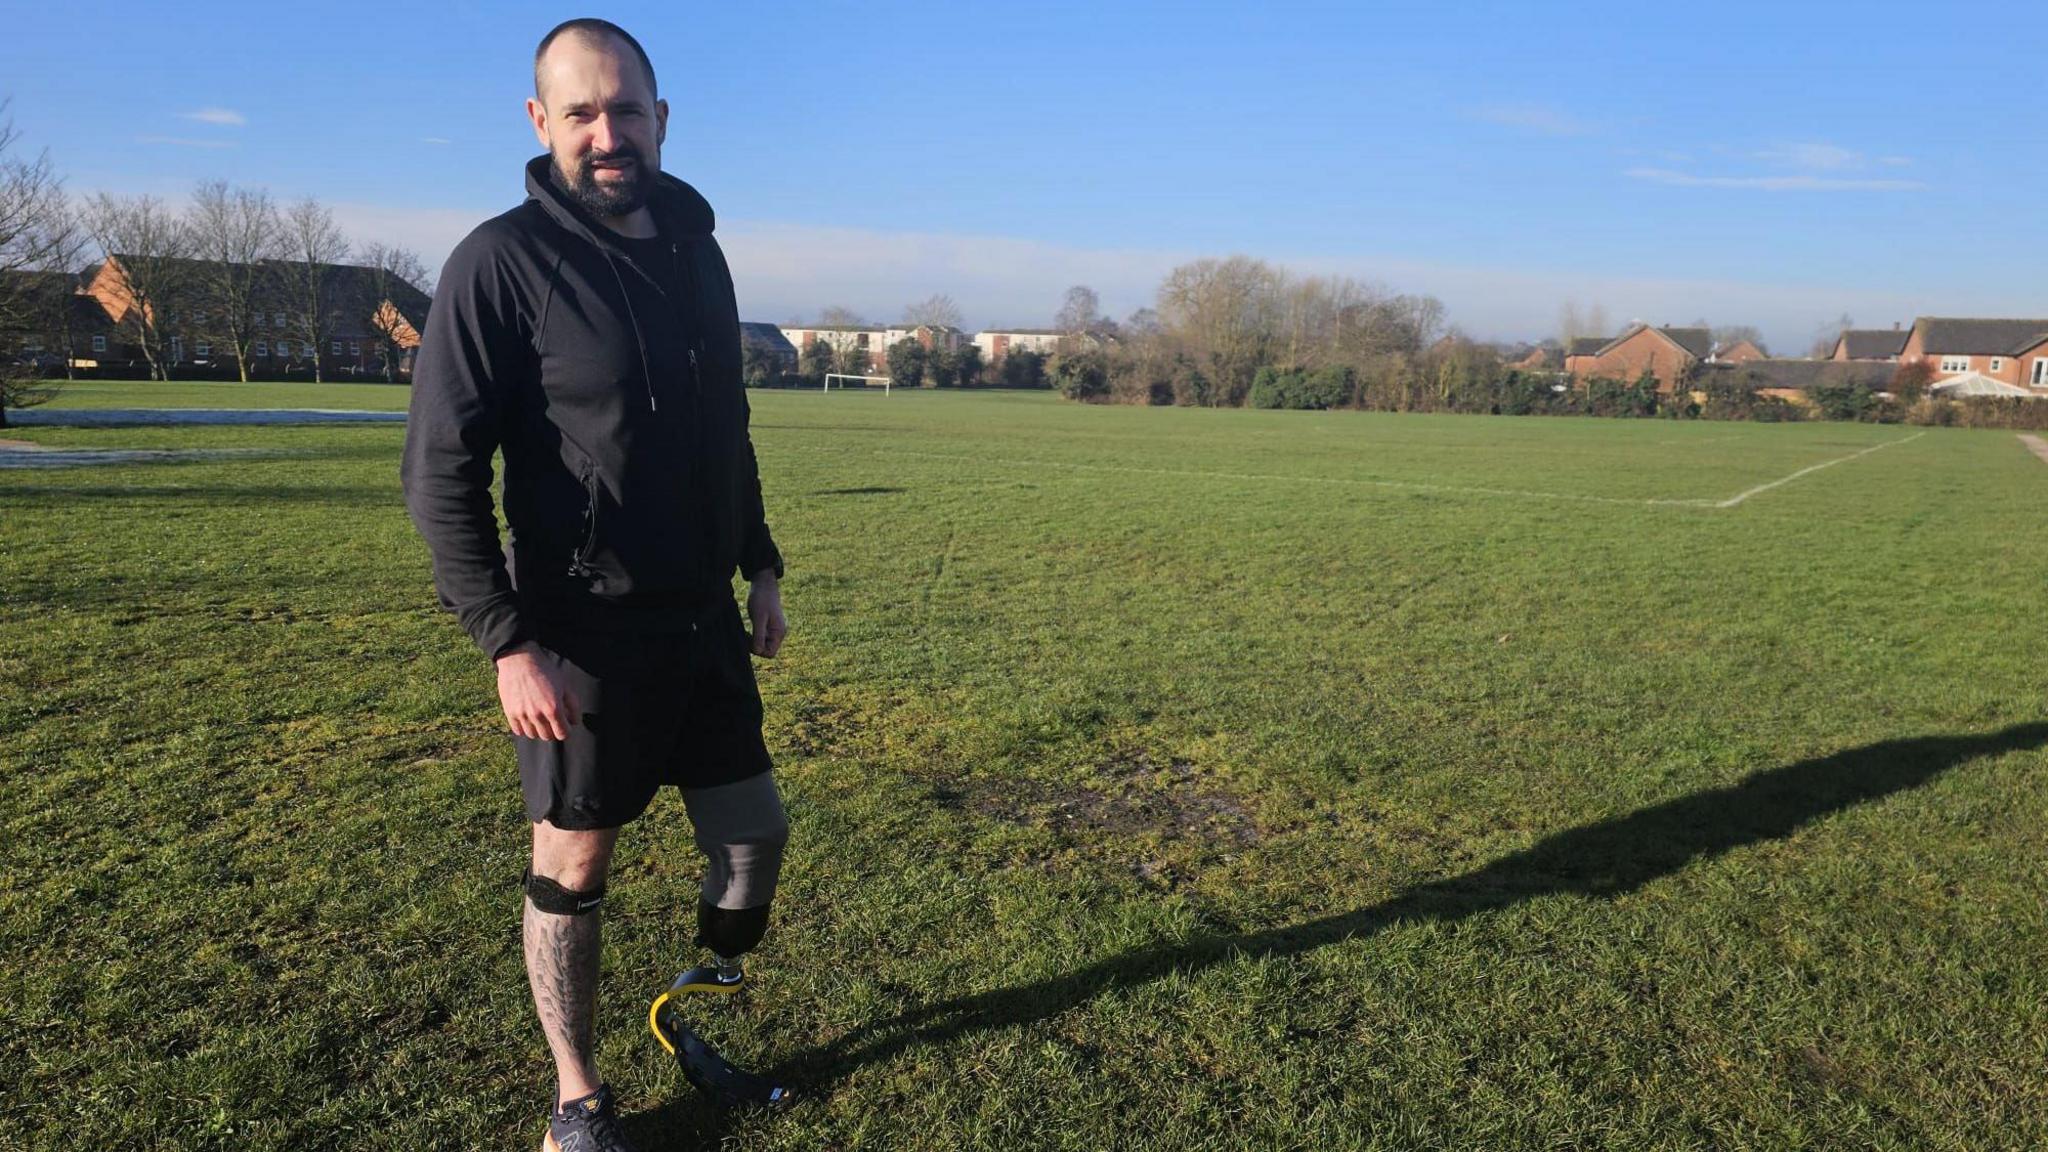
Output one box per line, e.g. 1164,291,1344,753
420,137,453,145
135,135,238,150
1755,142,1861,171
179,107,247,127
1469,103,1596,137
1627,167,1921,191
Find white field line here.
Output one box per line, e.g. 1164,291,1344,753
1711,432,1926,508
785,431,1925,511
858,448,1714,508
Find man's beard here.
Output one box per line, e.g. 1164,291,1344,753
551,145,652,218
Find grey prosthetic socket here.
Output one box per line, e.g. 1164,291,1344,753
684,773,789,962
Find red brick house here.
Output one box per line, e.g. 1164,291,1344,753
1563,325,1712,392
1897,317,2048,393
1714,339,1766,365
1829,327,1909,362
78,254,432,379
1,270,121,371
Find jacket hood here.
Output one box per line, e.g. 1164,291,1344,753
523,154,715,248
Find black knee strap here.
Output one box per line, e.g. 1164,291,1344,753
696,899,770,957
523,868,605,916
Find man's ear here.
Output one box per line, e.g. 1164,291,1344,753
525,97,550,150
655,97,669,147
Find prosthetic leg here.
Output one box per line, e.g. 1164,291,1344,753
650,777,791,1109
649,903,789,1108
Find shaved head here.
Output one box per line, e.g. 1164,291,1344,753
534,18,656,101
525,17,668,226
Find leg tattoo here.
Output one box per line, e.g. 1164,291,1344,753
524,896,601,1102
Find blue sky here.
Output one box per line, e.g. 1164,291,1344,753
5,1,2045,349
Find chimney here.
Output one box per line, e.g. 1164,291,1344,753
1892,321,1900,330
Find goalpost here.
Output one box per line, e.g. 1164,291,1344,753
823,373,892,395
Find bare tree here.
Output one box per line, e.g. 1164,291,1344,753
361,241,429,382
83,193,195,380
0,101,82,421
0,102,69,326
22,197,88,382
281,197,351,383
1587,304,1609,343
900,293,961,329
817,305,868,327
188,179,283,382
1156,256,1285,405
1811,312,1854,358
1711,324,1766,356
1054,285,1100,335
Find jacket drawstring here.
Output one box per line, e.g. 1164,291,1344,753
600,249,659,412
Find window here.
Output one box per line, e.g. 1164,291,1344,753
2034,359,2048,387
22,338,42,353
276,341,291,357
1940,355,1970,373
91,335,106,353
196,342,210,357
253,341,268,357
349,340,360,356
170,337,183,360
331,341,342,356
1989,358,2004,373
276,313,290,329
253,312,264,326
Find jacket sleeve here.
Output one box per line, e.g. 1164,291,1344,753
400,228,535,659
737,388,784,580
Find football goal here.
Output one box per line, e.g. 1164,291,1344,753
823,373,892,394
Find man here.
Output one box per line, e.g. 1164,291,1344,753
401,19,789,1151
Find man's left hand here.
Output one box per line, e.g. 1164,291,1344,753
747,573,787,658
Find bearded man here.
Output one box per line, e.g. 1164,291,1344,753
402,18,790,1150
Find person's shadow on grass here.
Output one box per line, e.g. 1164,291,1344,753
627,721,2048,1146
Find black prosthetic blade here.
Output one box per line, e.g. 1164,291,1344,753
662,1005,792,1110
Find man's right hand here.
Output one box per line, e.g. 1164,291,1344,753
495,644,581,741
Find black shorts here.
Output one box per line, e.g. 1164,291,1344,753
514,597,773,830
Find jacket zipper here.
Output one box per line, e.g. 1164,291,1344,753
567,461,601,577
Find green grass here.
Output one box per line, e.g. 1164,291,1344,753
27,377,413,411
4,390,2046,1150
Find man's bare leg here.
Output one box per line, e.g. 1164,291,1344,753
526,820,618,1106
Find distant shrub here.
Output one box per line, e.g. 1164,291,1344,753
1051,350,1111,402
1905,395,2048,430
995,349,1049,390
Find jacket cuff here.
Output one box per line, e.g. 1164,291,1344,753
741,527,784,581
464,595,535,660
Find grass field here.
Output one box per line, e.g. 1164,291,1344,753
4,384,2047,1150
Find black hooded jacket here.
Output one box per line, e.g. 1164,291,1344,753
402,156,782,658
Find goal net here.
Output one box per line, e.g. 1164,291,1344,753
823,373,892,394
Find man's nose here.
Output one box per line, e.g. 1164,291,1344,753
589,114,618,153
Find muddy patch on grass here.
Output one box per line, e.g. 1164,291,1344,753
931,750,1261,889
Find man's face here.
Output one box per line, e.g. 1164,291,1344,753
527,34,667,219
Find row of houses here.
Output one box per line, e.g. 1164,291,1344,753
747,322,1074,372
1551,318,2048,398
2,254,433,378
